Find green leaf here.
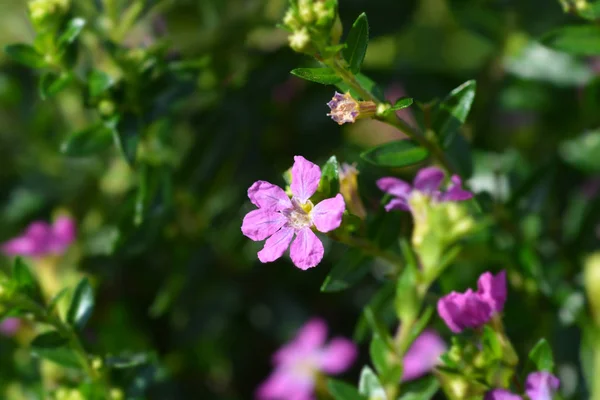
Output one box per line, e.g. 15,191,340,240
361,140,429,168
398,376,440,400
370,336,403,385
482,325,503,360
343,13,369,74
88,70,114,98
40,72,73,100
30,331,82,369
433,80,476,146
358,366,385,397
542,25,600,55
559,131,600,172
395,266,418,322
12,257,42,301
290,67,341,85
528,338,554,372
61,122,115,156
328,379,367,400
48,288,70,314
4,44,46,69
445,132,474,178
409,306,434,343
67,278,94,330
364,306,395,355
336,72,384,101
578,1,600,20
318,155,340,198
321,248,371,292
390,97,414,111
106,353,150,369
58,18,86,48
113,113,140,166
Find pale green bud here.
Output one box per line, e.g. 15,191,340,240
283,9,301,30
288,28,311,53
298,0,315,24
109,389,124,400
28,0,70,30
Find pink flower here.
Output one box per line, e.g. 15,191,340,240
2,216,76,258
485,389,522,400
525,371,560,400
242,156,345,270
256,318,357,400
377,167,472,212
402,330,446,381
0,318,21,336
437,271,507,333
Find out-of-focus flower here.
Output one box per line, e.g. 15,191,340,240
525,371,560,400
377,167,472,212
2,216,76,258
0,318,21,337
326,92,376,125
242,156,345,270
437,271,507,333
338,163,366,219
256,318,357,400
484,389,522,400
402,330,446,381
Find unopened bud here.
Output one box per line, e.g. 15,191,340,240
288,28,311,53
28,0,70,31
313,0,335,26
283,10,301,30
298,0,315,23
109,388,124,400
98,99,116,117
585,252,600,326
326,92,377,125
91,357,103,371
339,163,367,219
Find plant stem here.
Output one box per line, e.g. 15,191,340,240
326,56,456,175
594,330,600,400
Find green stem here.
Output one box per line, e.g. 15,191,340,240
594,330,600,400
326,56,456,175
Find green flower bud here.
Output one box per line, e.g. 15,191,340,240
585,252,600,326
98,99,116,117
282,9,301,30
109,389,124,400
288,28,311,53
28,0,70,31
298,0,315,24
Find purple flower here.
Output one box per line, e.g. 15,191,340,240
2,216,76,258
242,156,345,270
0,318,21,336
525,371,560,400
377,167,472,212
437,271,507,333
402,330,446,381
485,389,522,400
256,318,357,400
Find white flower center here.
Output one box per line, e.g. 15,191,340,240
286,199,314,230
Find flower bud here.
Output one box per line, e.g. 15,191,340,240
339,163,367,219
298,0,315,23
326,92,377,125
584,252,600,326
109,389,124,400
28,0,70,31
282,10,301,30
288,28,311,53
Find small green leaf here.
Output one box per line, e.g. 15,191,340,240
12,257,42,301
318,155,340,198
328,379,367,400
578,1,600,20
290,67,341,85
88,70,114,98
40,72,73,100
343,13,369,74
528,338,554,372
370,336,403,385
67,278,94,330
106,353,150,369
31,331,82,369
482,325,503,360
364,306,395,354
4,44,46,69
409,306,434,343
398,376,440,400
48,288,70,314
321,248,371,292
433,80,476,145
58,18,86,48
395,267,418,322
61,122,115,156
559,131,600,172
113,113,140,166
361,140,429,168
542,25,600,55
358,366,384,397
390,97,414,111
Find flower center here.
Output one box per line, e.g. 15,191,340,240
287,199,314,230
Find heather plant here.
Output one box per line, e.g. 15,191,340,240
0,0,599,399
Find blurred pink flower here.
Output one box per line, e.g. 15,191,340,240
256,318,357,400
242,156,345,270
402,330,446,381
0,318,21,336
2,216,76,258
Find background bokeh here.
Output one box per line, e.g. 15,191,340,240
0,0,599,398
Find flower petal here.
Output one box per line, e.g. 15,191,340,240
0,318,21,336
242,209,288,241
311,194,345,233
525,372,560,400
248,180,293,211
413,167,445,194
291,156,321,203
49,216,76,254
275,318,329,365
402,330,446,381
255,367,315,400
257,227,294,263
477,270,507,314
384,198,410,212
318,337,357,374
289,228,324,270
484,389,522,400
437,290,492,333
377,177,411,199
442,175,473,202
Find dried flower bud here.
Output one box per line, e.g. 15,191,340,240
326,92,376,125
339,163,366,219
